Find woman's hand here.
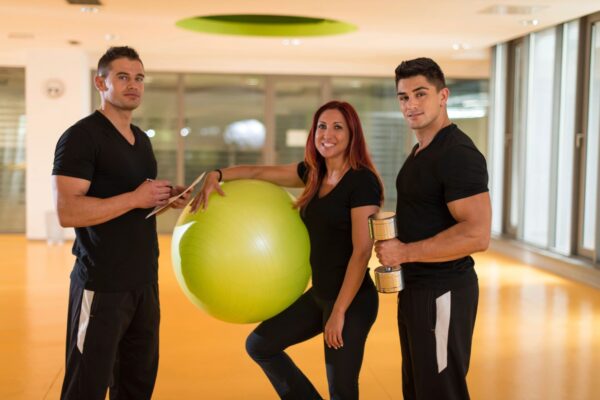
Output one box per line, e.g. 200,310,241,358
324,310,345,350
190,171,225,212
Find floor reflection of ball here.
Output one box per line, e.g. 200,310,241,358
172,180,311,324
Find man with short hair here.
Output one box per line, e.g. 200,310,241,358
52,46,189,400
375,57,491,400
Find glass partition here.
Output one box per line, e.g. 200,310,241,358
0,68,26,233
273,78,323,166
523,27,557,247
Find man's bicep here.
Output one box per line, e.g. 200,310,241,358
53,175,91,197
447,192,491,225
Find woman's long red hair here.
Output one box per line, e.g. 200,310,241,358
295,100,384,210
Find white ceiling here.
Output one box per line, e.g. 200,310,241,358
1,0,599,78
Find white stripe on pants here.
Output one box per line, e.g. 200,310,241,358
77,289,94,353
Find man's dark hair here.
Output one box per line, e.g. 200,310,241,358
97,46,143,77
394,57,446,90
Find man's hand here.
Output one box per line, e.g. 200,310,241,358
374,238,408,266
132,179,172,209
169,185,192,209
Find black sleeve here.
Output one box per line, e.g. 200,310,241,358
52,126,95,181
349,169,382,208
438,144,489,203
297,161,308,184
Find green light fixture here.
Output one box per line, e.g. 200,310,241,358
176,14,357,37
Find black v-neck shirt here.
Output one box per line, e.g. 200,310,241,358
52,111,159,292
396,123,488,289
297,162,382,300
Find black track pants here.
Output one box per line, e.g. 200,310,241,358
60,280,160,400
398,282,478,400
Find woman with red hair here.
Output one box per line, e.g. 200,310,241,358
191,100,383,399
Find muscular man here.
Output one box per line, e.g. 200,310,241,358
376,57,491,400
52,46,189,400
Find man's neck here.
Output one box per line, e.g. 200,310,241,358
414,115,451,154
98,103,133,135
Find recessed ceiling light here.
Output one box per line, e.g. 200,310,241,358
452,43,471,50
68,40,81,46
8,32,34,39
520,19,540,26
282,39,302,46
80,7,99,13
104,33,119,41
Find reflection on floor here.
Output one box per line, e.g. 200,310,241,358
1,234,599,399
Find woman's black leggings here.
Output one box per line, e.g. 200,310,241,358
246,281,379,400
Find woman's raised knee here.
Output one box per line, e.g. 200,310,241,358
246,332,274,361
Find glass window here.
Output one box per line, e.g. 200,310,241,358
523,28,556,247
489,44,508,235
447,79,489,158
508,40,528,236
0,68,26,233
553,21,579,255
582,22,600,251
273,78,323,166
183,74,265,177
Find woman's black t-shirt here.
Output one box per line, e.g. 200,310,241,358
297,162,382,300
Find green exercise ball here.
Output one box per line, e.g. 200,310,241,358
172,179,311,324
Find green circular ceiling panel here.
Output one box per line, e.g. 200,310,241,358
176,14,357,37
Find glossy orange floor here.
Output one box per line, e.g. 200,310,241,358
1,234,600,399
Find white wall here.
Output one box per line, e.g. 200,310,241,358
25,48,91,239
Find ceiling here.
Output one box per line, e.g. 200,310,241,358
1,0,599,78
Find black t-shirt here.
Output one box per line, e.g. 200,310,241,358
395,123,488,289
52,111,159,292
298,162,382,300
